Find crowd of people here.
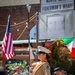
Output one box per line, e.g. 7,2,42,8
0,46,67,75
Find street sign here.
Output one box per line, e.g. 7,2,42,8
41,0,74,12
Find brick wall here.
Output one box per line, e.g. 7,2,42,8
0,4,40,41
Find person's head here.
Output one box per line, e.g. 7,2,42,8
0,66,7,75
53,67,66,75
15,66,22,74
37,46,51,61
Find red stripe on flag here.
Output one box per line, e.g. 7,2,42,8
2,16,14,60
70,48,75,58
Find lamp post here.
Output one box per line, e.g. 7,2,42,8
26,3,31,74
26,3,31,47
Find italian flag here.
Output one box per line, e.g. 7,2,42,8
62,38,75,58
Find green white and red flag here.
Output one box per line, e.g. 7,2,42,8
62,38,75,58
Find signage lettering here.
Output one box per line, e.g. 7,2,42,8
41,0,74,12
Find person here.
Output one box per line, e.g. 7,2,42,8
32,46,51,75
53,67,67,75
0,66,7,75
9,70,14,75
13,66,24,75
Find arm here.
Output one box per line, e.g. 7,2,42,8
42,64,51,75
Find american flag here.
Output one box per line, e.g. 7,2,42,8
2,15,14,60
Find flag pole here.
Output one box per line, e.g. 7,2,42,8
36,12,39,52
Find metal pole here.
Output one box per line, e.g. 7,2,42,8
36,12,39,51
28,11,31,75
28,11,30,65
28,12,30,47
26,4,31,75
